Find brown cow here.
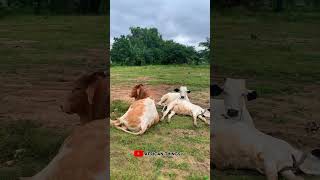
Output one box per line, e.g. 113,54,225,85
20,120,108,180
21,71,109,180
110,84,159,135
61,71,108,124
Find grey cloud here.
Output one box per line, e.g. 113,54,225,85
111,0,209,50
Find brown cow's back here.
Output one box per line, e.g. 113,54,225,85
28,119,108,180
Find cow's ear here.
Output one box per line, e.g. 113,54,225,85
86,83,96,104
86,72,102,104
311,149,320,159
136,87,141,98
247,90,258,101
211,84,223,96
187,90,191,93
174,88,179,92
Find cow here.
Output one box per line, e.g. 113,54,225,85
211,78,320,180
160,98,210,127
110,84,159,135
20,71,109,180
157,86,191,112
60,71,108,124
211,78,257,128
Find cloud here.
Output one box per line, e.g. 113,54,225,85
110,0,210,50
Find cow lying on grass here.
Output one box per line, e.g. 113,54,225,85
157,86,190,112
21,71,109,180
212,78,320,180
110,84,159,135
161,99,210,127
160,86,210,127
61,71,108,124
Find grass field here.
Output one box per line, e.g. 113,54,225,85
0,15,107,179
213,12,320,180
110,65,210,179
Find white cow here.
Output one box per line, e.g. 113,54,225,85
157,86,190,112
161,98,210,127
212,78,320,180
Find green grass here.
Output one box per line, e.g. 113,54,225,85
213,11,320,180
111,65,209,90
0,15,108,72
110,64,210,179
0,120,67,179
213,12,320,96
0,15,107,179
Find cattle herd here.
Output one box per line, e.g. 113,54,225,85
110,84,210,135
20,72,320,180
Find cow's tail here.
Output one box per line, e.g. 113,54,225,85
113,125,143,135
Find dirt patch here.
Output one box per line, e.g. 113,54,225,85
111,84,209,107
250,85,320,149
0,68,87,129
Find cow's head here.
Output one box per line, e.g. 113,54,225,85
130,84,150,100
211,78,257,118
61,71,108,123
174,86,190,100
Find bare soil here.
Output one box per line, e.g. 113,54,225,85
0,47,107,130
111,83,210,108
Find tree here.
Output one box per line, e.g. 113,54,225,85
198,38,210,64
111,27,203,66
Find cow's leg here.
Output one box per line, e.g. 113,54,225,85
198,115,209,125
161,106,167,113
110,119,121,126
168,111,176,123
280,170,304,180
192,114,198,127
264,160,278,180
161,104,173,121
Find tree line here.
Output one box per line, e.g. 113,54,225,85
213,0,320,12
110,27,210,66
0,0,108,15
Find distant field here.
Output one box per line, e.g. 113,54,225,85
111,65,209,89
213,12,320,180
110,65,210,179
213,12,320,95
0,15,107,179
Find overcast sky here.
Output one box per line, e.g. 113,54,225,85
110,0,210,50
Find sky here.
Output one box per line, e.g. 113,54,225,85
110,0,210,50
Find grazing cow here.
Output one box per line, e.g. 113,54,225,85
110,84,159,135
212,78,320,180
157,86,190,112
160,99,210,127
20,72,109,180
60,71,108,124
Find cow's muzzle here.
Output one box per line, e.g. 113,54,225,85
180,96,185,99
227,109,239,117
